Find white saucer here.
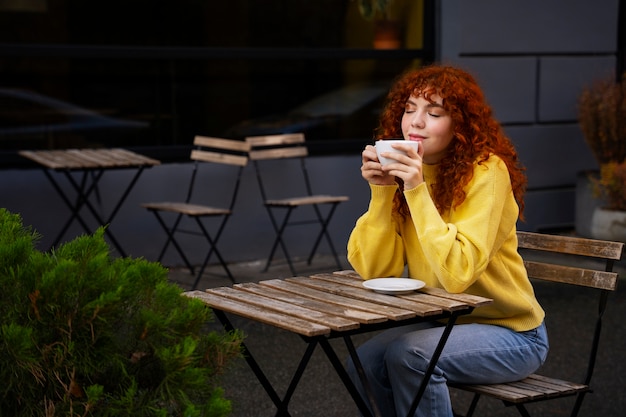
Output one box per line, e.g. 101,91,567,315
363,278,425,295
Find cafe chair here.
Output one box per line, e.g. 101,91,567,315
245,133,349,276
451,231,624,417
142,136,250,289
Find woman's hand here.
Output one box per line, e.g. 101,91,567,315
381,141,424,190
361,144,396,186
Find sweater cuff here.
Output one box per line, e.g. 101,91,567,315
370,183,399,197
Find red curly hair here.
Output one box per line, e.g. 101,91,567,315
374,65,527,219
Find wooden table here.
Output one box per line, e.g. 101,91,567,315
19,148,160,256
185,270,492,417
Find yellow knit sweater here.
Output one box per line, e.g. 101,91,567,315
347,155,544,332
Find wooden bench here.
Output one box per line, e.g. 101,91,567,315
451,231,624,417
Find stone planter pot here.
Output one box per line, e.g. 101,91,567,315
590,207,626,242
575,170,604,238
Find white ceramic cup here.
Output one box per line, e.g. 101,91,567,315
375,140,419,166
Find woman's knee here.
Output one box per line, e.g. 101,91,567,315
384,335,433,375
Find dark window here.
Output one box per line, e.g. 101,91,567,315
0,0,435,167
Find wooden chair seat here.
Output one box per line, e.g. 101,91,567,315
451,373,588,404
142,202,231,216
141,136,249,289
266,195,349,207
245,133,349,276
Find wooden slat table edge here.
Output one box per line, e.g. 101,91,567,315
19,150,71,169
19,148,160,170
210,285,360,332
332,270,362,279
107,148,161,166
331,270,493,309
258,279,390,324
418,287,492,308
234,282,381,325
272,278,420,320
183,290,330,337
303,275,445,317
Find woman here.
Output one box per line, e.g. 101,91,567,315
347,65,548,417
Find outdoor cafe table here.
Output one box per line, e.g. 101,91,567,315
184,270,493,417
19,148,160,257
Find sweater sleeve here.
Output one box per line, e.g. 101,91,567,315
347,184,407,279
406,157,517,293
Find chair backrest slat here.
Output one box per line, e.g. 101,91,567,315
516,231,623,291
523,260,619,290
191,149,248,166
517,231,624,260
516,230,623,392
246,133,305,147
246,133,308,161
190,136,250,166
248,146,308,161
245,132,314,199
183,136,249,204
194,135,251,152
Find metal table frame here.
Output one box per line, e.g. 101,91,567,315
186,272,492,417
214,308,466,417
20,148,160,256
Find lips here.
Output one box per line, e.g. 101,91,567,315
408,134,425,141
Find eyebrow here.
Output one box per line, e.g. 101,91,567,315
406,98,444,109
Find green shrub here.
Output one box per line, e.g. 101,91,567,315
0,208,242,416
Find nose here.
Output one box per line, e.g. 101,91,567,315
410,111,425,128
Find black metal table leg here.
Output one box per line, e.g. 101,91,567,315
406,312,461,417
315,337,376,417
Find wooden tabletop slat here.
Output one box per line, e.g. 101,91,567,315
184,290,330,337
106,148,160,165
184,272,492,339
332,270,362,279
417,287,493,308
19,150,81,169
48,150,91,167
234,282,384,324
330,270,492,309
311,272,364,287
211,285,361,331
20,148,160,170
300,275,444,317
260,279,390,323
318,273,468,312
260,279,416,321
66,149,115,167
397,292,469,311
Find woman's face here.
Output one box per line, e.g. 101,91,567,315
401,93,454,164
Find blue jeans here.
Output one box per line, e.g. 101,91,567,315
346,321,549,417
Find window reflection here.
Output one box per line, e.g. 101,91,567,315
0,0,430,164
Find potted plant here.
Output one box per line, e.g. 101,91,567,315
0,208,243,416
577,74,626,241
589,160,626,240
357,0,403,49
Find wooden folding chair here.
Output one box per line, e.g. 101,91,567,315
245,133,349,276
142,136,249,289
451,231,624,417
